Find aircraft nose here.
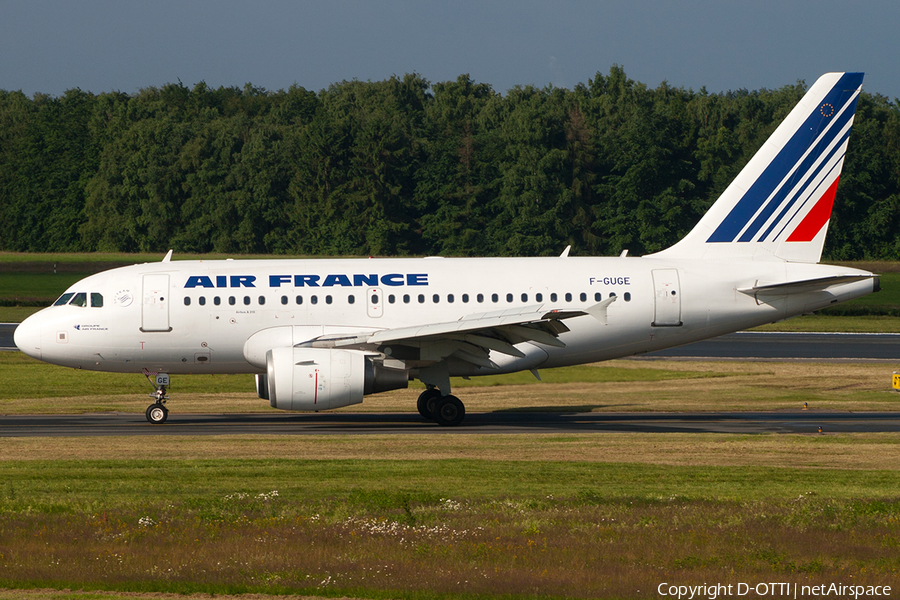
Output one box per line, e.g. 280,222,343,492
13,314,42,360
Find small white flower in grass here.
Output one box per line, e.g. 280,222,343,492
138,516,156,527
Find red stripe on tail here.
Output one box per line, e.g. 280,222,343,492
786,176,841,242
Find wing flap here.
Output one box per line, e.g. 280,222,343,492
303,298,617,368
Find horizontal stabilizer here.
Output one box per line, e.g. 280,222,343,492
738,274,878,296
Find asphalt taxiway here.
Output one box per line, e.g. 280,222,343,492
2,410,900,437
4,323,900,437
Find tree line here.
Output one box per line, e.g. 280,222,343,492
1,67,898,259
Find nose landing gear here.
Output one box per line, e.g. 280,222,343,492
143,370,170,424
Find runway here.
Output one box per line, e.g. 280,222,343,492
2,410,900,436
644,331,900,361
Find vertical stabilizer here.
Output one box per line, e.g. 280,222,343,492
651,72,863,263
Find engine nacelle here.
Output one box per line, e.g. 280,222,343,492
264,347,408,411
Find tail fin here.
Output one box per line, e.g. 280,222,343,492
651,72,864,263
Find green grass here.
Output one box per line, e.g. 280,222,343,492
0,273,88,302
0,351,717,407
0,352,254,401
2,458,899,508
1,458,899,598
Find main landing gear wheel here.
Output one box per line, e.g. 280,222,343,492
417,388,443,420
433,395,465,427
146,403,168,424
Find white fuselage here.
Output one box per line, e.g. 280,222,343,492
14,255,877,377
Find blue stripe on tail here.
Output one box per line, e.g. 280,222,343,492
706,72,863,243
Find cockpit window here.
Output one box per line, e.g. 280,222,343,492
69,293,88,307
91,293,104,308
54,293,75,306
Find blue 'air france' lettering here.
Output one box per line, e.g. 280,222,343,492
283,274,429,287
185,274,428,288
185,275,257,288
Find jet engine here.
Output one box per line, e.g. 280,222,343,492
260,347,408,411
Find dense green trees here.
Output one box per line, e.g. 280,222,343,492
1,68,899,259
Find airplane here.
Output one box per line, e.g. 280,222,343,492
14,72,879,427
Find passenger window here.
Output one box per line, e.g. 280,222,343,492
54,293,75,306
258,296,266,305
403,294,410,304
311,296,318,305
536,293,543,302
296,295,303,305
595,292,602,301
388,294,395,304
184,297,191,306
281,296,288,305
462,294,469,303
491,293,499,303
506,293,513,303
580,292,587,302
199,296,206,306
477,294,484,303
624,292,631,301
214,296,221,306
447,294,454,303
69,293,87,307
228,296,236,306
418,294,425,303
550,293,558,302
565,293,572,302
348,295,356,305
243,296,251,306
609,292,617,298
326,295,333,305
521,293,528,302
432,294,440,304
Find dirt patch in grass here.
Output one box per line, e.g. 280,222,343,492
3,432,900,470
0,591,342,600
5,358,899,415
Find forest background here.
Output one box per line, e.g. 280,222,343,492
1,66,899,260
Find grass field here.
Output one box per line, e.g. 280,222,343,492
2,355,900,598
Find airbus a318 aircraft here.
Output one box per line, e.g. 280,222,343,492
14,72,878,426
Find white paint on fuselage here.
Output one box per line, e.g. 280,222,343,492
14,256,876,377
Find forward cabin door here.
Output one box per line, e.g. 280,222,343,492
651,269,682,327
141,274,172,332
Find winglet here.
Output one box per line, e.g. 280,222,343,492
559,245,571,258
162,249,174,263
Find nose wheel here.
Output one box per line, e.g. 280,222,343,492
146,402,168,424
143,369,170,425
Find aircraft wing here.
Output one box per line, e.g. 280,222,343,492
304,296,616,368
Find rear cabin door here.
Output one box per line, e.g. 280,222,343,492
652,269,682,327
141,274,172,332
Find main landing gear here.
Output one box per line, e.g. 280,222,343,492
143,370,170,425
417,387,466,427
